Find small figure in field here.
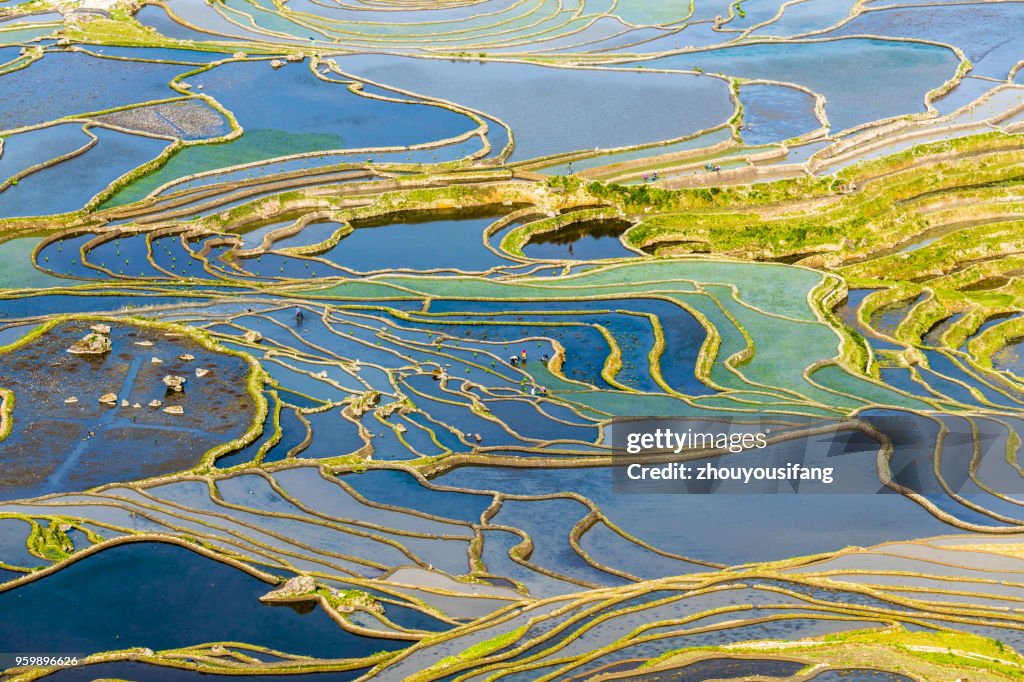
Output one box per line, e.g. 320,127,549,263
567,162,575,175
542,353,549,363
509,355,518,367
294,307,304,321
642,172,649,182
520,349,528,364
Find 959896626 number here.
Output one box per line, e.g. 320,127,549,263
13,656,79,667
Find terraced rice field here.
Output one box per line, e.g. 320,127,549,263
1,0,1024,679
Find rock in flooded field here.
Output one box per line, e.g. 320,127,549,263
260,575,316,603
163,405,184,416
162,375,186,392
98,392,117,405
67,332,111,355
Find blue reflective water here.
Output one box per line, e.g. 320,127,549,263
82,44,234,63
631,38,958,133
110,59,477,204
522,218,636,260
0,123,89,181
739,83,820,144
336,54,734,160
135,4,240,43
0,541,404,658
321,212,508,272
830,3,1024,80
0,127,168,218
436,466,963,564
0,51,187,129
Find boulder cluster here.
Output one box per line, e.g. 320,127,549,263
66,324,112,355
64,325,214,418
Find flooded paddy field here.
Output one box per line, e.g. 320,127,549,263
0,319,255,499
0,540,401,658
2,0,1024,679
